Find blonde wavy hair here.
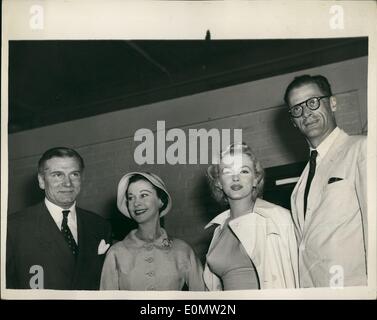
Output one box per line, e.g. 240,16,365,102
206,142,265,205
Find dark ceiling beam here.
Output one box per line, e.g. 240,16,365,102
125,41,172,82
22,40,366,131
102,38,368,103
167,38,367,85
9,38,368,133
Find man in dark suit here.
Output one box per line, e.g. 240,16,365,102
284,75,367,287
6,147,112,290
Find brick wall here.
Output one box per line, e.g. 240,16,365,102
7,57,368,261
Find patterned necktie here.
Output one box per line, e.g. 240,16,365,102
304,150,318,218
61,210,78,256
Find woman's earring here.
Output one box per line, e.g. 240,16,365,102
252,181,257,191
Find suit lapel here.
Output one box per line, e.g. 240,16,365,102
36,203,76,282
72,208,100,288
72,208,87,286
206,225,222,258
303,130,349,231
291,163,309,240
205,210,230,257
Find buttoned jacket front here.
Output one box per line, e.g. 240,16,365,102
100,228,204,291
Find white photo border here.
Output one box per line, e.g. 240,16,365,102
1,0,376,300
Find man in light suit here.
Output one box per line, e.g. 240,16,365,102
284,75,367,287
6,147,112,290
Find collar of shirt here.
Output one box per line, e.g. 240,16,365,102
126,228,172,249
205,210,231,229
44,197,77,232
205,199,282,238
204,198,278,231
310,126,340,164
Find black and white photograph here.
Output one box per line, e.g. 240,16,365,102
1,0,376,300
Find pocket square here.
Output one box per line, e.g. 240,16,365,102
98,239,110,255
328,177,343,184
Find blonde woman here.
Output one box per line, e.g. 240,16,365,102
204,143,298,290
100,172,204,291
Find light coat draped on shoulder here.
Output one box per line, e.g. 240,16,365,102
203,198,299,290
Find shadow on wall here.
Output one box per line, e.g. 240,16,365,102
273,106,308,163
197,174,227,223
10,173,45,213
103,196,137,241
26,174,45,204
194,173,228,263
262,106,308,210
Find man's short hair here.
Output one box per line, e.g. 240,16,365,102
38,147,84,174
284,74,333,106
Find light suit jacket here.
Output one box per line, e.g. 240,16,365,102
203,198,299,290
291,129,367,287
100,228,205,291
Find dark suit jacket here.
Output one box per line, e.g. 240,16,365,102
6,202,112,290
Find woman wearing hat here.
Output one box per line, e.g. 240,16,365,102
204,143,298,290
100,172,204,291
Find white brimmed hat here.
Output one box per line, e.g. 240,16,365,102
117,172,172,219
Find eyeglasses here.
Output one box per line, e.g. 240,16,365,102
288,96,330,118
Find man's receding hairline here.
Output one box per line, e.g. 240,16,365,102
287,81,327,103
39,155,83,172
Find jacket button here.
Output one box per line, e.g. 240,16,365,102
145,257,154,263
145,244,153,251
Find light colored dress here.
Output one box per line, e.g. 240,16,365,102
206,218,260,290
100,228,204,291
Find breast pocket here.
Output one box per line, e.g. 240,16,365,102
158,251,182,288
323,178,358,213
115,252,136,275
115,252,138,290
323,178,354,199
309,178,359,242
